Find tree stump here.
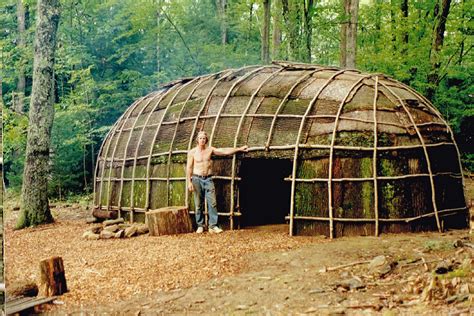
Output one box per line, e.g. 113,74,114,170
38,256,67,297
146,206,192,236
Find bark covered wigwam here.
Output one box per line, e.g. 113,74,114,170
18,0,60,229
93,62,467,237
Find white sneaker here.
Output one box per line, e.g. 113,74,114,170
196,227,204,234
208,226,223,234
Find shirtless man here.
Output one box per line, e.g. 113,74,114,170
187,131,248,234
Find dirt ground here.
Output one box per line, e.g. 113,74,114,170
4,177,474,315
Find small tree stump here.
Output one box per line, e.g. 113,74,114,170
146,206,192,236
38,256,67,297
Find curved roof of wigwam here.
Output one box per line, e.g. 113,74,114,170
94,62,466,236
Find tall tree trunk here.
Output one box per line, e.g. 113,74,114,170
340,0,358,68
340,0,348,67
346,0,359,68
390,0,396,50
261,0,271,64
156,0,163,75
18,0,60,229
216,0,227,45
281,0,301,61
272,0,282,59
302,0,314,63
427,0,451,100
400,0,408,54
15,0,26,113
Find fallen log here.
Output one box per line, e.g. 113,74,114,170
146,206,192,236
38,257,67,297
92,209,117,219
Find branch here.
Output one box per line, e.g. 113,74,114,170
160,9,203,72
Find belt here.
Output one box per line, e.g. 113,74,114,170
193,174,212,179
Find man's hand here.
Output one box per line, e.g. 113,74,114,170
240,145,249,152
188,182,194,192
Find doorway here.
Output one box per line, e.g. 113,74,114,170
238,159,292,227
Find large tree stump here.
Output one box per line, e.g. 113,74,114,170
146,206,192,236
38,256,67,297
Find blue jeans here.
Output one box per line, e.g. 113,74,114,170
192,175,218,228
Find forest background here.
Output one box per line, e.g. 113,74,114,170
1,0,472,200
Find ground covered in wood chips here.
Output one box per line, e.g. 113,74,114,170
4,179,473,315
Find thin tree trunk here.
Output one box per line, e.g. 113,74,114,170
346,0,359,68
18,0,60,229
156,0,163,74
15,0,26,114
339,0,349,67
303,0,314,63
261,0,271,64
272,0,282,59
390,0,396,50
281,0,301,61
401,0,408,52
427,0,452,100
216,0,227,45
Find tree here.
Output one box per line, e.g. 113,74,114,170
261,0,271,64
427,0,452,100
340,0,359,68
216,0,228,45
17,0,60,228
14,0,27,114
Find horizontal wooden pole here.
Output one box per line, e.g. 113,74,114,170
286,207,467,223
285,172,462,183
96,175,241,182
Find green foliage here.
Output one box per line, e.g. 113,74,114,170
1,0,473,199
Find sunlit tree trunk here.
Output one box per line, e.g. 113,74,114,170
15,0,26,113
340,0,358,68
18,0,60,229
346,0,358,68
261,0,271,64
272,0,282,59
302,0,314,63
216,0,227,45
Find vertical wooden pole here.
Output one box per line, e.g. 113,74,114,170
372,76,380,236
327,75,370,238
265,70,317,149
289,69,349,236
165,76,213,208
104,97,145,214
230,67,282,229
121,91,170,221
381,82,442,232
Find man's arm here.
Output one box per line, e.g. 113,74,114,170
212,145,248,156
186,149,194,192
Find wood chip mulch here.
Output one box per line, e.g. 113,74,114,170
5,211,317,309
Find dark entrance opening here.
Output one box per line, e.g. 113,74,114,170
238,159,292,227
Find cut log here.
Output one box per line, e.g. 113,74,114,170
146,206,192,236
38,257,67,297
103,218,124,226
92,208,117,219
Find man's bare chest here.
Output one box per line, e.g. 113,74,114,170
194,148,212,163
